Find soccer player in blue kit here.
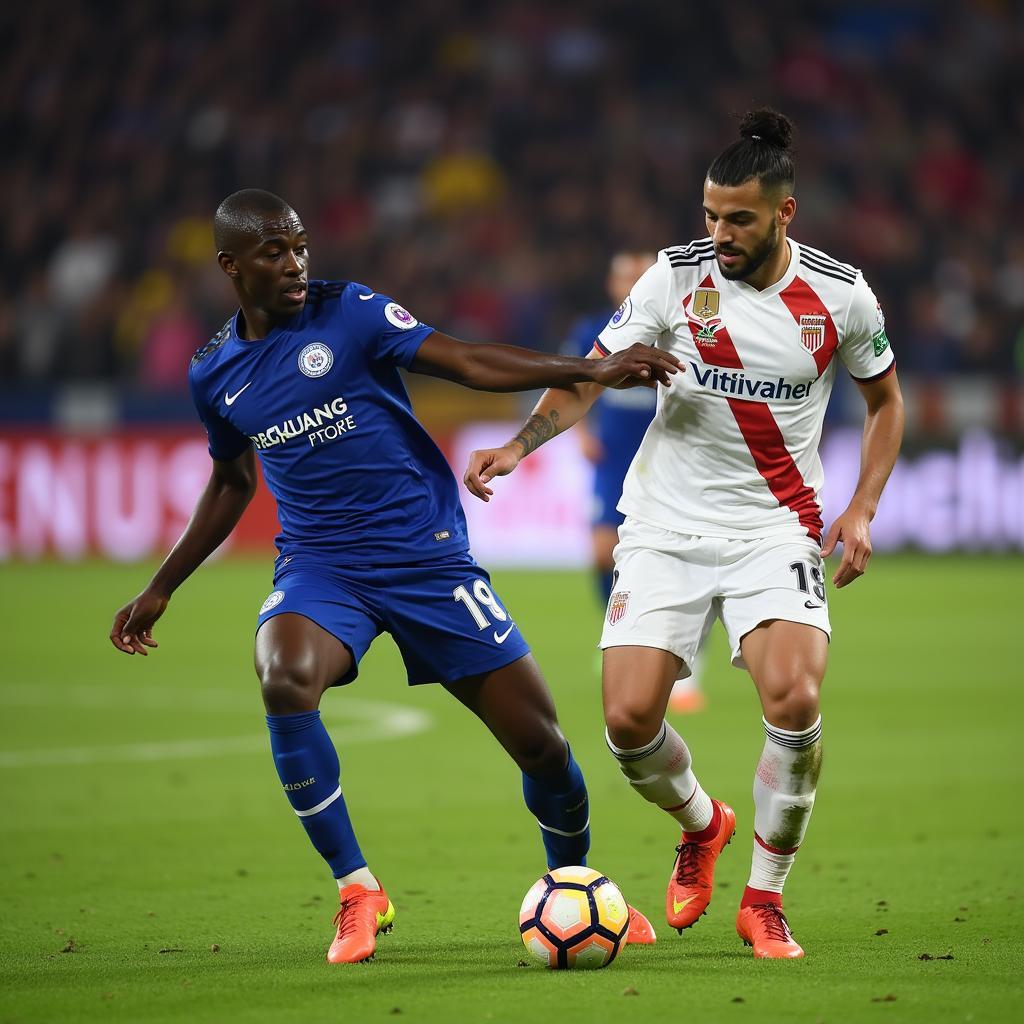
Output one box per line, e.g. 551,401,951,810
109,189,677,964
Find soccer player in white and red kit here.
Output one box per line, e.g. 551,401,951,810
464,109,904,958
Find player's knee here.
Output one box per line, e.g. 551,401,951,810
258,657,321,714
762,675,820,732
604,700,662,751
513,724,568,779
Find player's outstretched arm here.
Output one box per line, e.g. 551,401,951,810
464,352,634,501
109,448,259,655
410,331,680,392
821,371,904,588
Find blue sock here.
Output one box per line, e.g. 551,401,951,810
266,710,365,878
522,746,590,869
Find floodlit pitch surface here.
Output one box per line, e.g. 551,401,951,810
1,556,1020,1023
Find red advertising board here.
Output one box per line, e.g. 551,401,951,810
1,427,1021,561
0,431,280,560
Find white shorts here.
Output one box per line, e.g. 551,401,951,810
600,518,832,674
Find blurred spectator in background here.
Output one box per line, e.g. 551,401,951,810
0,0,1020,425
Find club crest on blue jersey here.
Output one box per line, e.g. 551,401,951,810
298,342,333,378
608,297,632,329
384,303,418,330
260,590,285,614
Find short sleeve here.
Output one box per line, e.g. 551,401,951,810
839,274,895,383
188,367,251,462
346,286,435,367
595,252,671,355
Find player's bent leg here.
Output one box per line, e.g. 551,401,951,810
602,645,679,750
602,646,734,931
256,612,352,713
444,655,591,870
256,614,389,962
735,619,826,957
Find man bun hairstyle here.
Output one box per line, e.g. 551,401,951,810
707,107,796,193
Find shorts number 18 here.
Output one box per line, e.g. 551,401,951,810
453,580,508,630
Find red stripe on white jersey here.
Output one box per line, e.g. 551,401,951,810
778,277,839,376
685,275,823,542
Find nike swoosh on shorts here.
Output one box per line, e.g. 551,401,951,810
493,624,515,644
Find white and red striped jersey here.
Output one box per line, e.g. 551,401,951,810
595,238,895,543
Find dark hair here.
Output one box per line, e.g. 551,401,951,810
213,188,295,252
707,108,796,193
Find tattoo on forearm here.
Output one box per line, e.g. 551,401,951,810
510,411,560,457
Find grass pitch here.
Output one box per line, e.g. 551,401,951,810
1,555,1021,1023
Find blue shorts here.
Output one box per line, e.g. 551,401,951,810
255,551,531,687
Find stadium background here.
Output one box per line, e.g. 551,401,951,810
1,0,1022,562
1,3,1022,1022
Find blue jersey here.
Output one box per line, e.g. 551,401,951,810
566,311,657,475
188,280,469,564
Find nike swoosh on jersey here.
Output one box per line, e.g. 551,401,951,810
225,382,253,406
804,600,824,609
673,896,697,915
358,292,375,300
493,624,516,644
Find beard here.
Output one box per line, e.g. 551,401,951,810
716,223,779,281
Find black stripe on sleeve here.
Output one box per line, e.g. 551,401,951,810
851,360,896,384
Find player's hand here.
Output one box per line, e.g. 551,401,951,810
464,445,521,502
588,344,682,389
821,504,873,588
109,589,168,655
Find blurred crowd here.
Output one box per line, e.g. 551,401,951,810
1,0,1022,395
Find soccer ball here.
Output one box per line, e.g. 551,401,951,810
518,866,630,969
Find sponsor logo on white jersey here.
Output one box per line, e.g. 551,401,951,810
689,362,815,402
298,342,334,378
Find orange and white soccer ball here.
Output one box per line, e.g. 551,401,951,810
518,866,630,969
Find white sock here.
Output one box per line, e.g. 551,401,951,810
748,716,822,893
606,721,713,832
337,866,380,891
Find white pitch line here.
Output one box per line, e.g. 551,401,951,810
0,689,432,768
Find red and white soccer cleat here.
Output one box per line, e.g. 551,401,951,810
666,799,736,931
625,904,657,945
736,902,804,958
327,883,396,964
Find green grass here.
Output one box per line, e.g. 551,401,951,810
1,556,1021,1023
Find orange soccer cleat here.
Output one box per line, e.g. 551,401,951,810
736,903,805,959
327,883,396,964
625,904,657,945
666,799,736,931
